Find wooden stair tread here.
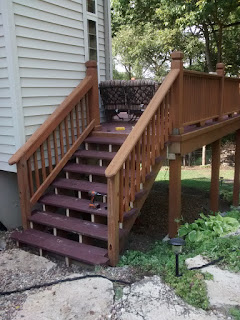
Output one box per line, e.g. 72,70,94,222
30,211,126,241
11,229,109,265
53,178,107,194
39,194,108,216
74,150,116,160
85,136,125,145
63,163,106,176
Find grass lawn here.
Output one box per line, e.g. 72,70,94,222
156,166,234,194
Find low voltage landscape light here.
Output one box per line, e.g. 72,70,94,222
220,177,224,186
169,238,185,277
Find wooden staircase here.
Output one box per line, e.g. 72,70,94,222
11,133,155,266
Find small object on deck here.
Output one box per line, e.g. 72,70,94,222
88,191,101,209
115,127,125,131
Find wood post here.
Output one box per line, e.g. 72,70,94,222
85,61,100,126
107,173,120,266
233,129,240,206
171,51,184,134
169,154,182,237
210,139,221,212
17,159,31,229
216,63,225,120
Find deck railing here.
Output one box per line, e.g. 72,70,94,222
9,61,100,229
105,60,181,265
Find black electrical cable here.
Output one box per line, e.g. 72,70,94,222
188,256,224,270
0,274,132,297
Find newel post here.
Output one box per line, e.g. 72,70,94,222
171,51,184,134
107,173,120,266
17,159,31,229
85,61,100,126
216,63,225,120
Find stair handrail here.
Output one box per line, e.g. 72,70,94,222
8,61,100,229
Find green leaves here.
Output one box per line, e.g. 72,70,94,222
178,213,240,244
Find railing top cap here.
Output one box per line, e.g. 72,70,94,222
85,60,97,68
171,51,184,60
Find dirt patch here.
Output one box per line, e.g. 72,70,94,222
126,182,231,252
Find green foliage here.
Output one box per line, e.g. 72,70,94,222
226,209,240,223
230,307,240,320
178,213,239,243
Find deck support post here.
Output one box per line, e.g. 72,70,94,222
210,139,221,212
107,173,120,266
85,61,100,126
169,154,182,237
17,159,31,229
233,129,240,206
171,51,184,134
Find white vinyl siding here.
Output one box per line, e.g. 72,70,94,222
12,0,87,138
0,8,16,171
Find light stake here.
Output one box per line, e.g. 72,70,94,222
169,238,185,277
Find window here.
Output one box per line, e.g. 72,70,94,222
87,0,95,13
88,20,97,61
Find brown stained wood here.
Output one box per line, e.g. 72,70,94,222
9,75,93,165
17,159,32,229
151,117,156,166
156,108,160,156
70,109,75,144
33,151,40,189
80,99,85,131
164,96,169,142
75,104,80,137
119,167,124,223
86,61,100,126
64,117,70,151
169,88,173,133
160,102,164,149
146,124,151,174
233,129,240,206
105,69,179,178
107,173,120,266
136,141,141,192
47,136,53,173
40,144,47,181
169,154,181,238
85,94,90,125
130,147,136,202
27,158,34,197
141,133,146,184
124,157,130,212
171,52,183,130
210,139,221,212
53,130,59,164
30,120,95,205
59,122,64,158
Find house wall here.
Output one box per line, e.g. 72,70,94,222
0,0,112,228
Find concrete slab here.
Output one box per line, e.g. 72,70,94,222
13,277,114,320
186,255,240,307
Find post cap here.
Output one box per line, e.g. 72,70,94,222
216,63,225,70
85,60,97,68
171,51,184,60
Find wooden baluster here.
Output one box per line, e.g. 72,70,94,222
130,148,136,202
47,136,53,173
160,102,164,149
70,109,75,144
216,63,225,120
40,144,47,182
141,132,146,184
64,116,70,151
151,116,156,165
27,157,34,197
119,167,124,223
169,88,173,133
75,104,80,137
53,130,59,165
107,173,120,266
33,151,40,189
146,124,151,173
164,96,169,141
59,123,64,158
136,140,141,192
85,93,90,125
156,107,160,157
124,158,130,212
80,99,85,132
